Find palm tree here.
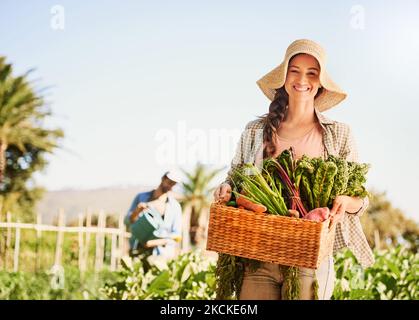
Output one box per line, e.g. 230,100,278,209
180,163,225,249
0,56,63,185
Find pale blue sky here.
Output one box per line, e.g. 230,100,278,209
1,0,418,220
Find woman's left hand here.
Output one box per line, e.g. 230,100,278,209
330,195,352,224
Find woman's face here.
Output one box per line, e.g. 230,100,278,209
284,53,321,101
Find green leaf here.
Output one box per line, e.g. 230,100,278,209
147,270,172,295
386,261,401,278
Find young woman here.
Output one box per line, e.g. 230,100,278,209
213,39,374,300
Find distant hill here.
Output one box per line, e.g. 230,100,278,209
36,185,154,224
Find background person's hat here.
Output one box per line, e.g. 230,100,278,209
256,39,347,112
163,170,182,183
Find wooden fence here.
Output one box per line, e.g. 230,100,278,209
0,210,131,273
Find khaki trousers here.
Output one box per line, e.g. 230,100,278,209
239,256,335,300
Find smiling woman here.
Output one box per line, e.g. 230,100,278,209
213,39,374,300
271,54,323,144
261,53,327,157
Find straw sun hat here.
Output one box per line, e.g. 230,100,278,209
256,39,347,112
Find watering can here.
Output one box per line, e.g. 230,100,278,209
130,207,164,246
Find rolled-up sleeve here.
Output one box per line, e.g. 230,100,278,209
223,121,263,187
356,195,369,217
124,193,141,227
340,124,369,217
224,128,247,187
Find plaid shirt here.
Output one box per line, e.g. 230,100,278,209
224,108,375,268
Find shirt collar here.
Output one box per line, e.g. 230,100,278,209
147,190,170,203
314,107,335,129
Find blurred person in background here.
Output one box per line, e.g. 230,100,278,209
124,170,183,261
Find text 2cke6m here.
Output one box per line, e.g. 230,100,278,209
159,304,258,317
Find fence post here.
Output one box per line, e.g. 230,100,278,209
101,210,106,270
374,229,381,250
6,211,12,270
35,213,42,272
78,213,85,272
118,212,126,268
54,209,65,266
110,232,117,271
84,208,92,271
13,220,21,272
95,210,106,271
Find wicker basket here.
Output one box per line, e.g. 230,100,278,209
206,202,337,269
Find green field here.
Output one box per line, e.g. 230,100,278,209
1,245,417,300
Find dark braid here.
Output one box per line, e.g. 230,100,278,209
260,86,289,158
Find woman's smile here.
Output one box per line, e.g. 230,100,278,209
293,84,311,92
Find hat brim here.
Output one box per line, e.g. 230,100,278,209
256,49,347,112
165,172,182,183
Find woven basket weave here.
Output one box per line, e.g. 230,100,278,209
206,202,337,269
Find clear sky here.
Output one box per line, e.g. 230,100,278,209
1,0,418,221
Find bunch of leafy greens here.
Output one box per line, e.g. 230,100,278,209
294,153,370,211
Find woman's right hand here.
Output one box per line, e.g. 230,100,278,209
213,183,232,203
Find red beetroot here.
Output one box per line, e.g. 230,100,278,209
304,207,330,222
